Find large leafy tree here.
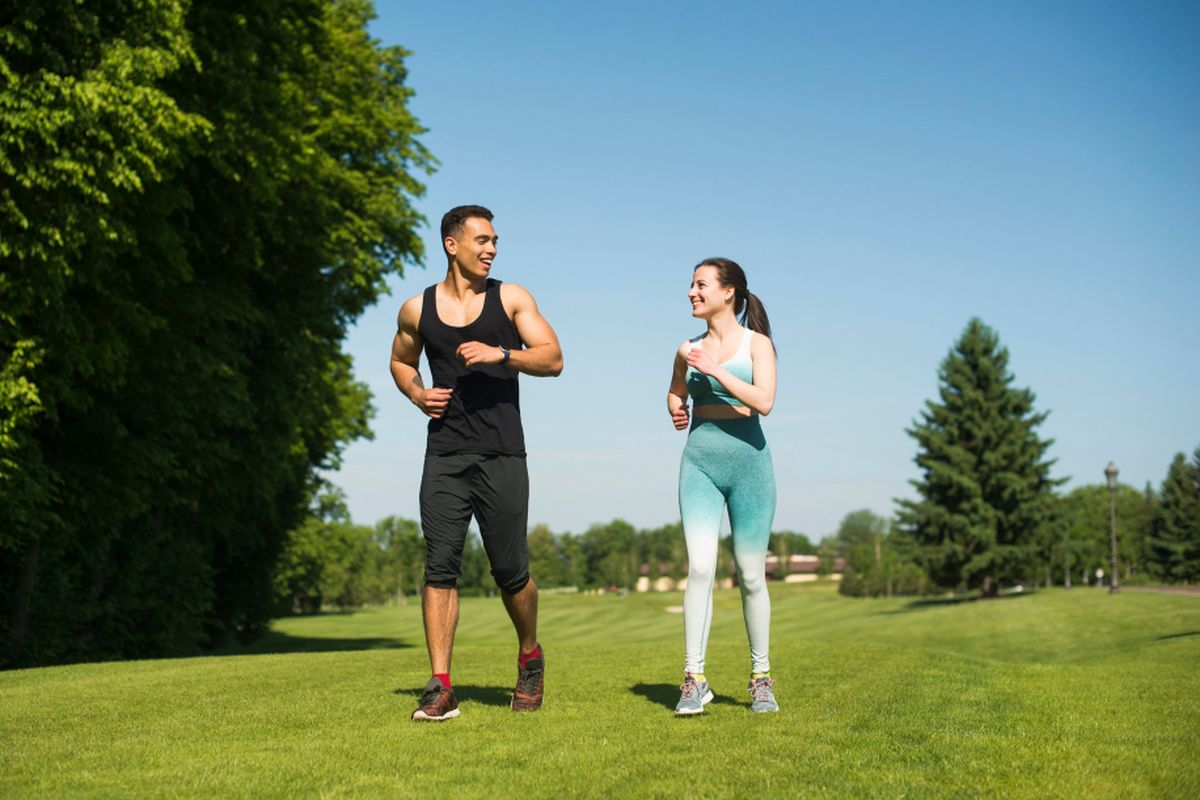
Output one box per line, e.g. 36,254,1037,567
1146,449,1200,583
1051,483,1153,586
0,0,432,666
896,318,1063,596
579,519,639,590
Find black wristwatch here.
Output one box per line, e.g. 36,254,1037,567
501,348,511,364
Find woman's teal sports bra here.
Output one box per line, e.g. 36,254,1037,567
685,327,754,407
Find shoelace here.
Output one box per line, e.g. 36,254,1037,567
679,677,699,699
517,667,541,695
751,678,774,702
420,686,445,706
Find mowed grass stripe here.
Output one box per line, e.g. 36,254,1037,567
1,583,1196,798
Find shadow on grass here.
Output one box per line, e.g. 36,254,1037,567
393,684,513,707
629,682,740,711
222,632,413,655
1156,630,1200,641
878,591,1035,615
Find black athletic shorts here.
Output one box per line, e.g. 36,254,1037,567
419,453,530,594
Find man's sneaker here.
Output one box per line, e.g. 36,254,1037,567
748,676,779,713
512,653,544,712
675,674,713,715
412,677,460,722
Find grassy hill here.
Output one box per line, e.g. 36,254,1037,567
2,582,1197,798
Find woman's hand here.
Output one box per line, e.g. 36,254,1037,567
671,402,690,431
685,346,719,376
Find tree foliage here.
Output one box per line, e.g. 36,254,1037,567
1048,483,1154,587
0,0,432,666
267,511,834,612
828,509,928,597
1146,449,1200,583
896,319,1063,596
831,509,889,553
273,494,438,614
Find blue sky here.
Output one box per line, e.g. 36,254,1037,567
331,0,1199,538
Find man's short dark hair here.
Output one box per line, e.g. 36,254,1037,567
441,205,494,250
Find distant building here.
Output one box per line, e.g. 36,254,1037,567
764,553,844,582
632,553,843,591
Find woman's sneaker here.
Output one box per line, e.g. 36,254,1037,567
675,674,714,715
748,676,779,713
412,678,460,721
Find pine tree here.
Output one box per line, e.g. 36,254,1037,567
896,318,1063,596
1146,449,1200,583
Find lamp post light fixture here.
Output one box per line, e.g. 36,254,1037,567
1105,462,1120,594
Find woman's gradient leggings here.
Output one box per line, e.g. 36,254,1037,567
678,416,776,675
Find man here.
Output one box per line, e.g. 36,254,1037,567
390,205,563,722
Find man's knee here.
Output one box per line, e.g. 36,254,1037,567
493,567,530,595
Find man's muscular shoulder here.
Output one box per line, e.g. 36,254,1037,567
498,282,535,319
397,292,425,332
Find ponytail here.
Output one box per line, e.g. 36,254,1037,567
741,291,772,341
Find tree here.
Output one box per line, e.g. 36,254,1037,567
1146,449,1200,583
559,534,586,590
839,539,929,597
374,516,424,600
642,522,686,582
829,510,928,597
0,0,432,666
817,537,841,576
895,319,1063,596
769,529,815,578
831,510,889,555
527,524,565,588
579,520,637,589
1052,484,1153,587
273,490,385,613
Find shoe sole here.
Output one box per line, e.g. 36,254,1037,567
675,689,714,715
511,700,542,712
751,705,780,713
412,708,460,722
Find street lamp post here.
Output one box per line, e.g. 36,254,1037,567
1105,462,1120,594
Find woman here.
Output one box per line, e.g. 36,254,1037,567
667,257,778,715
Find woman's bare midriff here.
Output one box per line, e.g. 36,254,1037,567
694,404,754,420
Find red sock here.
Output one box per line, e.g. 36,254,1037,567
518,644,542,668
433,673,451,689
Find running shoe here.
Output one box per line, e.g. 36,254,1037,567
411,677,460,722
675,674,713,715
748,676,779,713
512,652,544,712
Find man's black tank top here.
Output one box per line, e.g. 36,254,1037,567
419,279,525,456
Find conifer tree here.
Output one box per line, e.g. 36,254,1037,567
896,318,1062,596
1146,449,1200,583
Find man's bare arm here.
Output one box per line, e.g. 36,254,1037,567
391,295,452,418
456,284,563,376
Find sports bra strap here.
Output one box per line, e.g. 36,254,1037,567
737,327,753,358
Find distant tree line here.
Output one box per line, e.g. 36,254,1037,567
273,316,1196,612
840,318,1200,598
269,501,824,614
0,0,432,667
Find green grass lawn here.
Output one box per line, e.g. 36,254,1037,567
2,582,1197,798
